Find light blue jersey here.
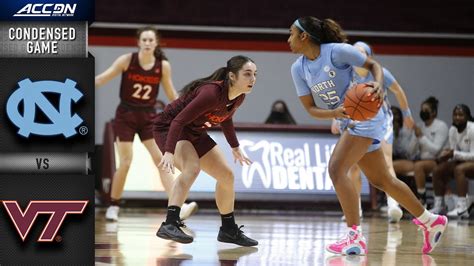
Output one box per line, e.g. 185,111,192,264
291,43,365,109
291,43,385,152
353,68,397,144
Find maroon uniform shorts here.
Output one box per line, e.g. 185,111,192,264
113,104,156,142
154,128,217,158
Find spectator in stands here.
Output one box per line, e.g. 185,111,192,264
265,100,297,124
392,106,419,161
392,96,448,207
430,104,474,218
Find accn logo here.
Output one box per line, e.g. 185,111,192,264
6,78,84,138
2,200,88,242
13,3,77,17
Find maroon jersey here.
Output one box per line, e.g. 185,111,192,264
119,52,162,107
155,81,245,154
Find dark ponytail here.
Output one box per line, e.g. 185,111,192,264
180,55,255,95
180,67,228,95
136,26,168,61
296,17,348,44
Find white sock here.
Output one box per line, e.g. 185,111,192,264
417,188,426,194
417,209,436,224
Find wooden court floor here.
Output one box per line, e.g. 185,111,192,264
95,208,474,265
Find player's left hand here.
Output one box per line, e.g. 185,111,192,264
158,152,175,174
232,147,252,166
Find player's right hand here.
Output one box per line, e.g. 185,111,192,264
366,81,384,107
158,152,175,174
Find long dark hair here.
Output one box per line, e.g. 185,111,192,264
453,104,474,122
296,17,348,44
179,55,255,95
136,26,167,60
422,96,439,117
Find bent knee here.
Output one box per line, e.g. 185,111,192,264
220,168,234,184
328,160,347,183
183,163,201,179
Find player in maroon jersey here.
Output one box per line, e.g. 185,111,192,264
95,26,198,222
154,55,258,246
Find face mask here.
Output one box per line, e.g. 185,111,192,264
419,110,431,121
271,111,286,119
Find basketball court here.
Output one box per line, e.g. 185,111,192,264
95,208,474,265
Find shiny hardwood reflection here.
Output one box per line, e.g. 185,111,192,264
95,208,474,265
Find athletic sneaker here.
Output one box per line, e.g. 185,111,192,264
105,206,119,221
387,196,403,223
180,202,198,220
444,194,458,212
326,225,367,255
388,205,403,223
412,215,448,254
156,221,193,244
446,197,472,219
217,225,258,247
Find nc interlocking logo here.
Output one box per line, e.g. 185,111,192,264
6,78,84,138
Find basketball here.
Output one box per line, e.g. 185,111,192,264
343,83,381,121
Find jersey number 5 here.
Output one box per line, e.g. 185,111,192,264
319,90,340,106
132,83,152,100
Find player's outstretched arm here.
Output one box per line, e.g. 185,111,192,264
95,53,131,89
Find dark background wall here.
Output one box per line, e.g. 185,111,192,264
95,0,473,34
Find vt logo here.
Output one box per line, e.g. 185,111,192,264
6,78,84,138
2,200,88,242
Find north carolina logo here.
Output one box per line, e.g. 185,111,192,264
6,78,84,138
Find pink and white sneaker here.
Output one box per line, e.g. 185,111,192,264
326,225,367,255
412,215,448,254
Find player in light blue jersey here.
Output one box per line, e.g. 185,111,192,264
289,16,447,256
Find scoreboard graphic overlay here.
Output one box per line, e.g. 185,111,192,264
0,1,95,264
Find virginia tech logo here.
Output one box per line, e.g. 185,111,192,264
2,200,88,242
6,78,84,138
